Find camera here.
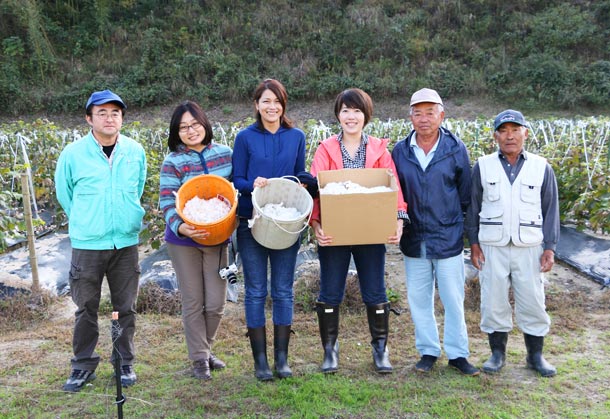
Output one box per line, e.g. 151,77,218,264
219,263,238,284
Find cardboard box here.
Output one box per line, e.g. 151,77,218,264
318,168,398,246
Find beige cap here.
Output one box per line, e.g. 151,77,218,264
410,88,443,106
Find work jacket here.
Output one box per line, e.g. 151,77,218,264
55,132,147,250
392,127,471,259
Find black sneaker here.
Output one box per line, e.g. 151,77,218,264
448,357,480,376
120,365,137,387
415,355,438,373
62,369,96,392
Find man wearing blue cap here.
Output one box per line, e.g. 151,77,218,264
55,90,147,391
466,109,560,377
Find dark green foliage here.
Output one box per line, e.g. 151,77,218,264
0,1,608,113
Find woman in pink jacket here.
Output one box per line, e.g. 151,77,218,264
310,88,408,375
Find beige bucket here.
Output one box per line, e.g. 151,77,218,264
250,177,313,249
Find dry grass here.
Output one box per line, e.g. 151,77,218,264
1,258,609,418
0,288,56,333
135,282,182,315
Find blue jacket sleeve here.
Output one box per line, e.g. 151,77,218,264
456,142,472,215
232,132,253,194
295,132,306,174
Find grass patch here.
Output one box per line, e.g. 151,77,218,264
1,261,609,418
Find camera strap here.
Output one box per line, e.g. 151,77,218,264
218,237,238,269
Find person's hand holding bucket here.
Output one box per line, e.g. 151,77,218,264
253,177,268,188
178,222,211,241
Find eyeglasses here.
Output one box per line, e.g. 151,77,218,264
94,110,122,120
179,122,203,133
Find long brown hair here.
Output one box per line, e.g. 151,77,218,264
252,78,294,129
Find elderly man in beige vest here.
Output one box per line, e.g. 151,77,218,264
466,110,560,377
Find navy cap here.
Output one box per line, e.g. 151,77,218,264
494,109,527,131
85,90,126,111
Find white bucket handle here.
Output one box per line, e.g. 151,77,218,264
271,175,311,234
281,175,301,185
269,209,312,235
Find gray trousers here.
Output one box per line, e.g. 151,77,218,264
167,243,228,362
68,245,140,370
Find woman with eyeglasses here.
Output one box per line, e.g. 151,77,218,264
232,79,306,381
159,101,233,380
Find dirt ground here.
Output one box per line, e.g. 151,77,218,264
290,242,610,388
0,96,533,129
0,238,609,418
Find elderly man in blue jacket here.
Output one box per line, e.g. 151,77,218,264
55,90,147,392
391,88,478,376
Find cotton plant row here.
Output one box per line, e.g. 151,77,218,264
0,116,608,251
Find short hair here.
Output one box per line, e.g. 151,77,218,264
167,101,214,152
334,88,373,126
252,78,294,129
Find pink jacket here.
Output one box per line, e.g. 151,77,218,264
310,134,408,224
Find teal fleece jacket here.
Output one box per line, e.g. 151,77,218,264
55,131,147,250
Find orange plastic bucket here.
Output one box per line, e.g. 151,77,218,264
175,174,238,246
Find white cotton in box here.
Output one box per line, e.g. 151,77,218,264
317,168,398,246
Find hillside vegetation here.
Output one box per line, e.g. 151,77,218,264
1,0,609,115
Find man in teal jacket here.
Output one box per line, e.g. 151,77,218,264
55,90,147,392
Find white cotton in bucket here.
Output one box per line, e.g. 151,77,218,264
320,181,393,195
260,202,303,221
183,196,231,223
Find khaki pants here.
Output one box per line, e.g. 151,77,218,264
479,244,551,336
167,243,228,361
69,245,140,370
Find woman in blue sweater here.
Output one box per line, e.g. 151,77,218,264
159,101,232,381
233,79,306,381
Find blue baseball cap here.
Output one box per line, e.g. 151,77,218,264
494,109,527,131
85,90,126,111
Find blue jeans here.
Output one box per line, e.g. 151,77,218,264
404,243,470,360
237,219,299,328
318,244,387,306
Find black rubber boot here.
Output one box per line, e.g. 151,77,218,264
482,332,508,374
524,333,556,377
247,327,273,381
315,302,339,374
366,302,393,374
273,325,293,379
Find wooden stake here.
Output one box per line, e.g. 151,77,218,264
21,173,40,293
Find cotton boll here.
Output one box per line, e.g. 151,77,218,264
261,202,303,221
320,181,392,195
183,196,231,223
